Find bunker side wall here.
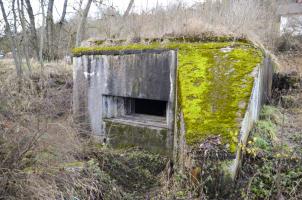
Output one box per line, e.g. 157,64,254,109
230,53,273,178
173,53,274,179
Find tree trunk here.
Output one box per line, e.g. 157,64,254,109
59,0,68,26
76,0,93,46
12,0,23,70
58,0,68,57
18,0,32,73
40,0,46,69
24,0,39,59
46,0,55,60
115,0,134,38
0,0,22,77
123,0,134,17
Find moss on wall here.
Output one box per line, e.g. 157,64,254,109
73,40,263,153
104,120,171,156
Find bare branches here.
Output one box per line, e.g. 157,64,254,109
123,0,134,17
17,0,32,72
46,0,55,60
76,0,93,46
59,0,68,25
39,0,45,69
25,0,39,59
0,0,22,77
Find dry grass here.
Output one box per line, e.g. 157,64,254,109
0,59,105,199
88,0,278,49
276,51,302,74
0,59,169,199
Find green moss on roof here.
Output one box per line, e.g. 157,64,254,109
176,42,262,153
72,40,263,153
72,42,164,56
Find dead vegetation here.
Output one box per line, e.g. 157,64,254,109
148,73,302,200
0,0,301,199
0,59,169,199
0,59,82,199
90,0,278,50
235,75,302,200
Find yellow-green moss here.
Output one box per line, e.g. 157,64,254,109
176,42,263,152
72,42,164,56
73,40,263,153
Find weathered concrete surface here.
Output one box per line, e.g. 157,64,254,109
230,52,273,179
73,43,273,172
104,119,170,155
103,53,172,101
173,51,274,179
73,51,177,155
73,56,91,130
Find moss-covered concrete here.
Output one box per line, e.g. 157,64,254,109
74,39,263,153
176,43,263,153
104,120,171,156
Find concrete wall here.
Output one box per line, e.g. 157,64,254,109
73,47,273,171
73,50,177,154
102,53,172,101
105,119,170,155
230,52,273,178
173,52,274,178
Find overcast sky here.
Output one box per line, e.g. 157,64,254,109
28,0,198,26
0,0,200,34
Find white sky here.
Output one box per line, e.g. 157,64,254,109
0,0,201,34
29,0,198,26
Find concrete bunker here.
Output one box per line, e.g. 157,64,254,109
73,38,273,178
73,50,176,155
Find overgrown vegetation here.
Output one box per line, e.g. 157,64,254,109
155,103,302,200
92,0,279,49
0,0,301,199
235,104,302,200
0,60,168,199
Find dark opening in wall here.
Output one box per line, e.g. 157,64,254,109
132,98,167,117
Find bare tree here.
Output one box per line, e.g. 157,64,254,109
59,0,69,26
46,0,55,60
11,0,23,71
40,0,46,68
115,0,135,38
24,0,39,59
0,0,22,77
17,0,32,72
58,0,69,57
124,0,134,17
76,0,93,46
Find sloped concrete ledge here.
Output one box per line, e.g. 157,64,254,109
230,52,273,179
